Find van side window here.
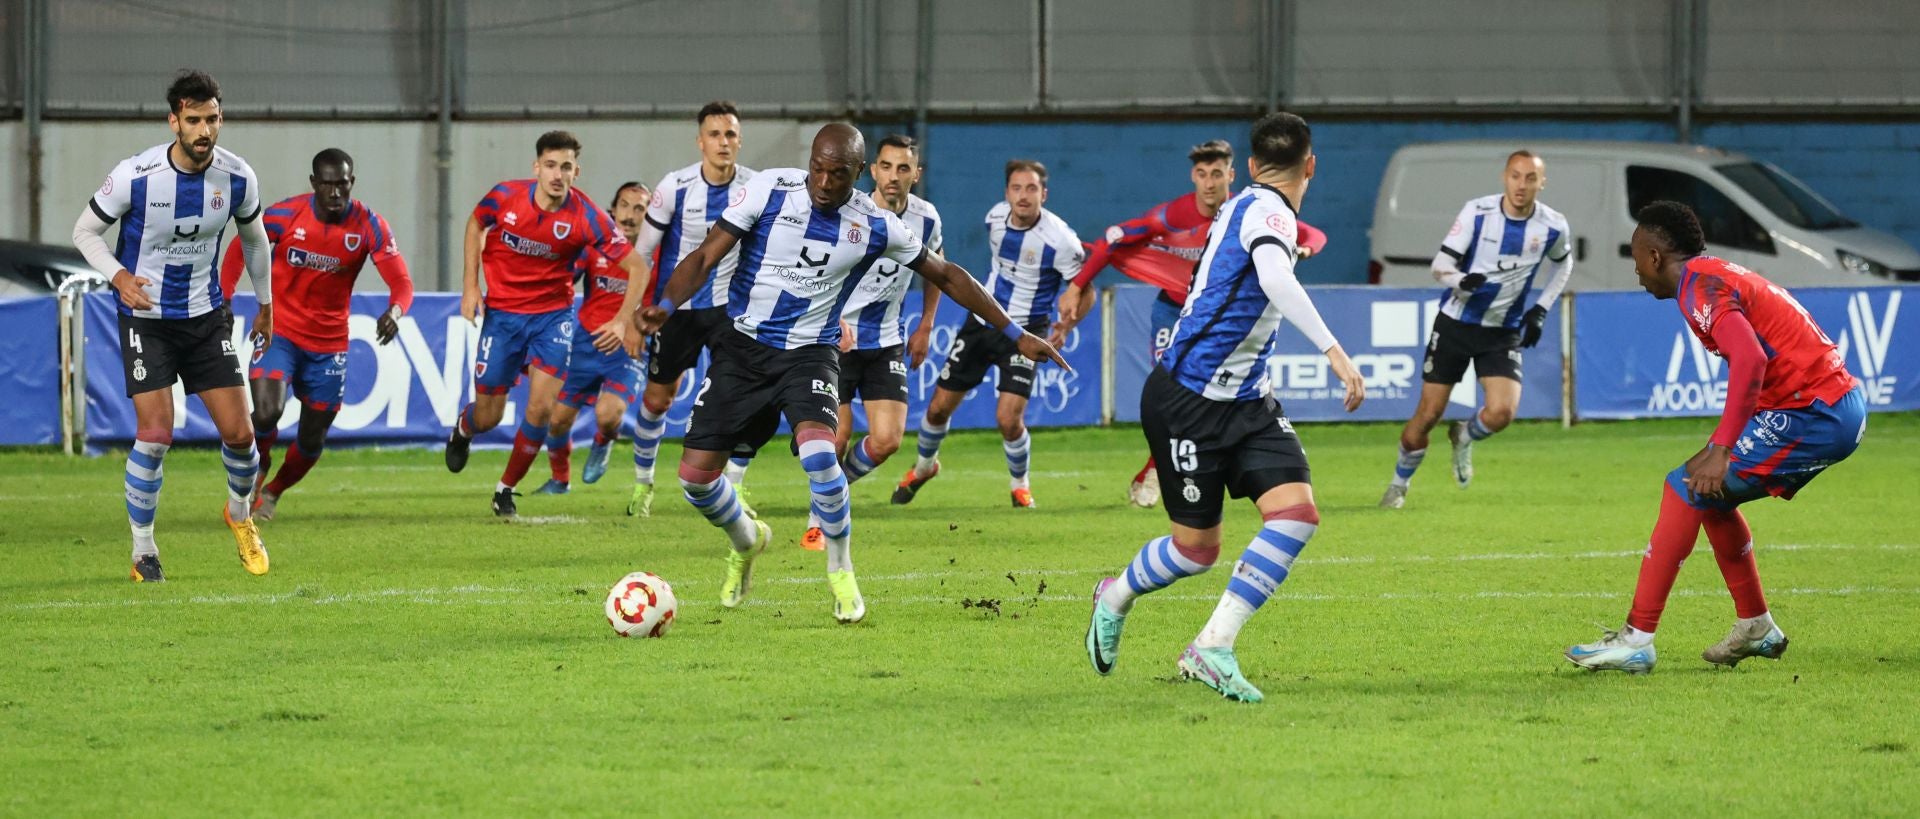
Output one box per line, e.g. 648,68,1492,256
1626,165,1775,255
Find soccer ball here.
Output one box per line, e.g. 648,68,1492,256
604,572,677,638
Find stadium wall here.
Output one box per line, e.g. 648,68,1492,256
918,119,1920,286
3,119,1916,290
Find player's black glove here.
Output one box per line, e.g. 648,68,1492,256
1457,272,1488,292
1520,304,1549,348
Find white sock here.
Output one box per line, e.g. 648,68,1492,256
131,524,158,558
1623,625,1655,646
1737,611,1776,631
1194,594,1257,649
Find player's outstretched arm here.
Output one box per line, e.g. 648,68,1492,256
605,251,655,354
1252,241,1363,412
634,225,741,335
912,254,1068,371
461,215,486,325
909,274,943,368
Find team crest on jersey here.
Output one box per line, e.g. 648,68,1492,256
344,233,362,252
1022,250,1037,266
211,190,225,211
847,225,863,245
553,221,572,240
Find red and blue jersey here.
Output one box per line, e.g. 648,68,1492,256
1075,191,1326,305
219,194,413,354
1678,255,1857,412
571,244,645,332
474,180,632,315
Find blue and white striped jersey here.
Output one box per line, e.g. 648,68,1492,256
716,169,926,350
984,202,1084,327
1433,194,1573,330
645,161,756,309
89,142,262,319
1164,184,1303,402
841,193,943,350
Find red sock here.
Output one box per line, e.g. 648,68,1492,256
1703,509,1767,618
501,422,543,488
266,440,321,496
1134,457,1155,483
594,429,613,447
255,428,278,491
1626,484,1707,633
549,439,572,482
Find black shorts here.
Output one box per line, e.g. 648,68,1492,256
840,344,910,404
682,329,841,454
935,318,1048,398
117,308,246,397
1422,312,1523,385
1141,366,1311,530
646,306,730,386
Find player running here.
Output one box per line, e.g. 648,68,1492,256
534,181,651,495
69,70,272,580
633,123,1066,624
1378,150,1571,509
1083,113,1366,703
798,134,944,551
892,159,1084,509
1058,139,1328,508
1565,201,1867,674
217,148,414,519
619,101,758,517
443,131,647,519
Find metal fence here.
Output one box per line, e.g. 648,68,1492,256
7,0,1918,120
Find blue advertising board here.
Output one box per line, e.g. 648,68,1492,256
1573,286,1916,419
1111,285,1564,423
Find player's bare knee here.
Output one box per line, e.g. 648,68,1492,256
1265,503,1321,526
867,431,902,460
222,429,254,450
135,427,173,447
996,412,1025,440
1481,406,1516,430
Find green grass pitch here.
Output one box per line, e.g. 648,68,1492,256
4,415,1917,815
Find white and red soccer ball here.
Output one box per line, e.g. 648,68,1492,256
604,572,677,638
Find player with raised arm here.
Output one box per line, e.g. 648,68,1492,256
1083,112,1366,703
798,134,944,551
533,181,650,495
1565,201,1867,674
618,102,757,517
1057,139,1328,508
443,131,647,519
218,148,414,519
891,160,1084,509
633,123,1067,623
70,70,272,580
1378,151,1572,509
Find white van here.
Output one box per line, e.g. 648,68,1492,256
1369,140,1920,291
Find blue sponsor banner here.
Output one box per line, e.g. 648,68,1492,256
1573,285,1918,419
1112,285,1564,423
81,292,1102,447
0,296,62,445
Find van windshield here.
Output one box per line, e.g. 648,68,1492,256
1716,162,1857,230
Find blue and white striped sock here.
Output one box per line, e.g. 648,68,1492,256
125,438,168,558
680,471,758,550
1098,535,1214,615
221,442,259,521
800,436,853,572
1392,445,1426,488
1003,429,1031,490
1198,511,1318,649
914,418,949,475
842,437,880,484
1468,412,1496,441
632,403,667,483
